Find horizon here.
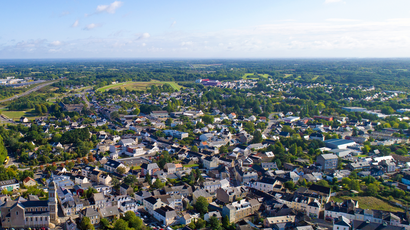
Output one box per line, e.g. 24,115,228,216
2,0,410,59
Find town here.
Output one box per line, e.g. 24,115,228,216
0,59,410,230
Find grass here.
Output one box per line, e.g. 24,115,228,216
312,76,319,81
183,164,199,168
334,196,404,212
1,108,41,121
242,73,266,80
357,154,368,158
283,74,293,78
96,80,183,92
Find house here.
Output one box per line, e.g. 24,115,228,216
144,197,166,215
79,207,100,225
216,186,248,204
74,175,89,185
120,183,134,196
99,206,120,221
249,177,282,193
23,177,37,187
203,156,219,170
20,117,29,123
317,154,338,170
332,216,351,230
192,189,213,204
153,206,177,226
204,211,222,221
98,173,112,186
104,159,126,173
141,163,160,176
324,139,356,149
164,163,177,174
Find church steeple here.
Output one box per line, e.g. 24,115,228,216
48,180,58,223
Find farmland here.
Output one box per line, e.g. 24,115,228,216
96,80,183,92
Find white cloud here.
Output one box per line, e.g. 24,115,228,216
326,18,360,22
96,1,123,14
324,0,345,4
71,20,79,28
171,21,177,27
84,23,101,30
142,43,146,47
136,33,150,40
49,41,63,46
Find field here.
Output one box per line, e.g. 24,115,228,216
183,164,199,168
96,80,182,92
242,73,270,79
1,108,39,121
332,196,403,212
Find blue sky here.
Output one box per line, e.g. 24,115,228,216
1,0,410,58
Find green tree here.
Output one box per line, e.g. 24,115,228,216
116,166,126,175
131,107,140,115
113,219,129,230
80,216,95,230
208,216,223,230
195,196,209,215
195,218,207,229
202,115,214,124
100,218,110,230
252,130,263,143
153,179,165,189
284,181,295,191
191,145,199,152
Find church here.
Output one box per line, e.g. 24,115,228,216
0,181,58,228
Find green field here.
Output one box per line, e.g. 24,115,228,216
332,196,403,212
1,109,39,120
283,74,293,78
183,164,199,168
96,81,182,92
242,73,269,79
312,76,319,81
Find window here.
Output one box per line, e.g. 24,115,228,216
31,217,33,221
16,211,18,216
45,217,47,221
36,217,38,221
40,217,42,221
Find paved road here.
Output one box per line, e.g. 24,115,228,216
0,80,57,103
262,113,280,136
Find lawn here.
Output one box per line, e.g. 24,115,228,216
96,81,183,92
312,76,319,81
242,73,261,80
1,109,39,121
258,74,270,79
357,155,368,158
183,164,199,168
283,74,293,78
334,196,403,212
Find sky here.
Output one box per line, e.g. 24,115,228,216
1,0,410,59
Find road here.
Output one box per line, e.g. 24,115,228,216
262,113,280,136
0,80,58,103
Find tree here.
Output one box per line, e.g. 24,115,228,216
131,107,140,115
153,178,165,189
145,173,152,185
117,166,126,175
219,145,228,154
191,145,199,152
284,181,295,191
367,183,379,196
124,211,143,229
317,102,326,111
195,218,207,229
209,216,222,230
252,130,263,143
195,196,209,215
100,218,110,230
113,219,128,230
202,115,214,124
80,216,95,230
124,175,137,186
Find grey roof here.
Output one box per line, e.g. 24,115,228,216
100,206,119,218
320,153,338,160
81,207,99,217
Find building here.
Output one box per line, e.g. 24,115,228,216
264,215,296,229
150,111,169,119
144,197,166,215
317,154,338,170
104,159,126,173
0,181,57,228
0,179,20,192
342,107,367,112
222,199,261,223
141,163,160,176
79,207,100,225
23,177,37,187
163,130,189,140
203,156,219,170
282,116,300,123
153,206,177,226
324,139,356,149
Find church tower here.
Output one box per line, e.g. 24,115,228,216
48,181,58,223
